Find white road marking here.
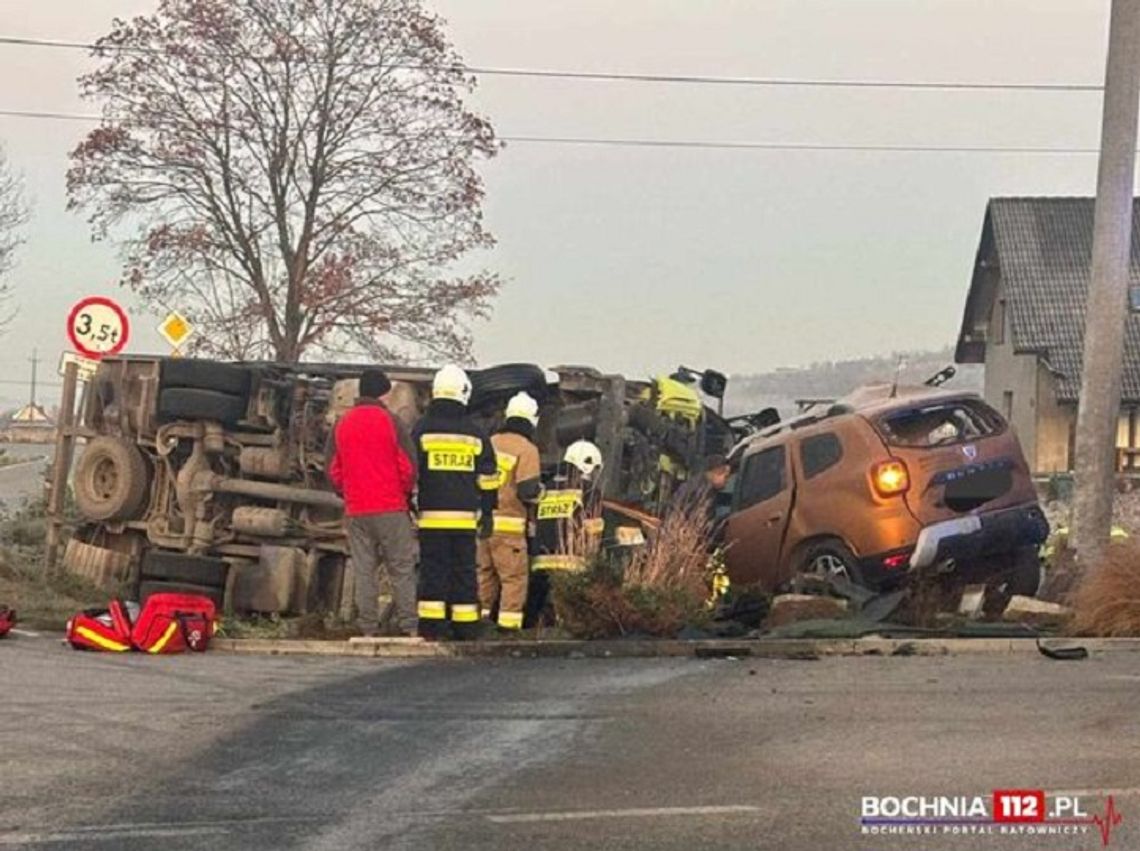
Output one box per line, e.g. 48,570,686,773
11,629,41,638
486,804,764,824
0,457,48,475
0,816,322,846
0,826,227,845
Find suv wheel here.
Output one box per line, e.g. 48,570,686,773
790,539,865,595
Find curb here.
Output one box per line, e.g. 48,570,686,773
209,636,1140,660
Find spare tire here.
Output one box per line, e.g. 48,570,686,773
138,580,224,610
140,551,229,588
161,359,252,396
73,436,151,522
158,388,248,425
470,364,549,404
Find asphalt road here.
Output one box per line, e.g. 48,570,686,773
3,637,1139,850
0,443,49,508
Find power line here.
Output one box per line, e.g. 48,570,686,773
0,34,1104,93
0,108,1107,154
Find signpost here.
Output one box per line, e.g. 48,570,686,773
158,310,194,356
58,351,99,383
67,296,130,360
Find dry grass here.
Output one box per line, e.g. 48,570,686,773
552,502,714,638
0,551,108,630
1071,543,1140,637
624,506,714,599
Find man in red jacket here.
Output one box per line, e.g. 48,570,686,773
328,370,418,637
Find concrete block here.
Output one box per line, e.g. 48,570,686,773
958,584,987,620
1002,595,1071,628
766,594,848,628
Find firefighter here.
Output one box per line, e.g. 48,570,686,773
412,365,498,641
477,392,544,631
525,439,605,626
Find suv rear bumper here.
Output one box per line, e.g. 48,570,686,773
909,504,1050,569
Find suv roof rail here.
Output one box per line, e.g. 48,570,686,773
753,402,854,440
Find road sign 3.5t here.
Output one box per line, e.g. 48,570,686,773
67,296,130,360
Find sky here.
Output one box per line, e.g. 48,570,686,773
0,0,1122,402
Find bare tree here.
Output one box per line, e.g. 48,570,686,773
0,146,28,325
68,0,500,363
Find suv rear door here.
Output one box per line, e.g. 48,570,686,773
724,444,793,587
870,397,1036,526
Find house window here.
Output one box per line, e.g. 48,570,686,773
1002,391,1014,421
995,299,1006,345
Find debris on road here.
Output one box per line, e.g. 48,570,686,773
765,594,848,629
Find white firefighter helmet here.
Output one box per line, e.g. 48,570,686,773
432,364,472,405
505,391,540,427
564,440,603,478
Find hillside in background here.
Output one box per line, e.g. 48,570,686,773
723,346,983,416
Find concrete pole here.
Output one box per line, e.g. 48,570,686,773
1072,0,1140,562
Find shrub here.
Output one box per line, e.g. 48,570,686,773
1070,543,1140,637
552,501,715,638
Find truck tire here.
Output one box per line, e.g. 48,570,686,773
140,551,229,588
161,359,252,396
138,580,224,610
158,388,248,425
73,436,151,522
471,364,548,403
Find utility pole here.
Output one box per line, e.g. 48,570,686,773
1072,0,1140,563
28,347,38,408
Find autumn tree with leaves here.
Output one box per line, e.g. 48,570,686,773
68,0,499,362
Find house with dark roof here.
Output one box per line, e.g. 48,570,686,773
956,197,1140,474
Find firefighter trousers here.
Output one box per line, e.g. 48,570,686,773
477,533,529,630
417,530,479,641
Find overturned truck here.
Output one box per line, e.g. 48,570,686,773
51,357,744,616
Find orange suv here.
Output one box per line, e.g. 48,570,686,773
722,385,1048,599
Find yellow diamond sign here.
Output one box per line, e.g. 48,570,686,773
158,311,194,349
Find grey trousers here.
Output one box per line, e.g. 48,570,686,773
346,512,418,633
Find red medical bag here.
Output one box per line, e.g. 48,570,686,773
66,600,133,652
66,594,216,653
131,593,217,654
0,606,14,638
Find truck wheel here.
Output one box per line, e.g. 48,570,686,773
471,364,548,403
140,551,229,588
161,359,252,396
138,580,225,610
73,436,150,522
158,388,248,425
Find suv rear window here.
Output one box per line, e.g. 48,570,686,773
877,400,1001,448
736,446,787,509
800,433,842,479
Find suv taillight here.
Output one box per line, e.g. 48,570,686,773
872,460,910,497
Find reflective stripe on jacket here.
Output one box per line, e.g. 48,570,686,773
412,400,497,531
